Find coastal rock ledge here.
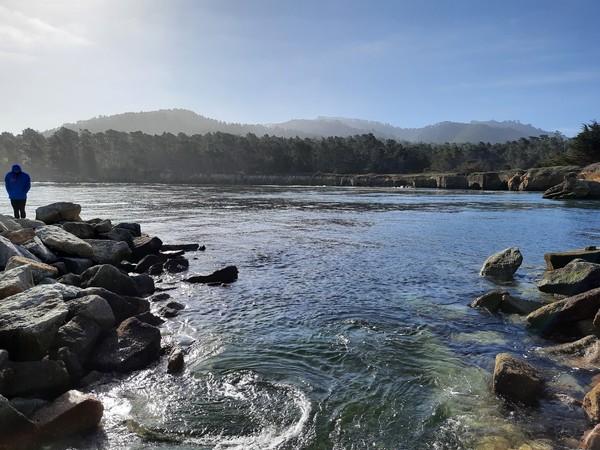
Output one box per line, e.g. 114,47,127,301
0,201,205,447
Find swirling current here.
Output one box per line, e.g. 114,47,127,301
27,183,600,449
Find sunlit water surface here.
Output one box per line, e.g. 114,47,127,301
25,183,600,449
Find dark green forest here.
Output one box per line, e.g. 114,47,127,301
0,126,577,183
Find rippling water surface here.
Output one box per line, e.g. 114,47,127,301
29,183,600,449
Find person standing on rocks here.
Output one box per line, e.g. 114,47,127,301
5,164,31,219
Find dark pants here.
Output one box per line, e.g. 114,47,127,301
10,199,26,219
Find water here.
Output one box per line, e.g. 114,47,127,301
26,183,600,449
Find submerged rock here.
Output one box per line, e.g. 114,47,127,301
185,265,238,284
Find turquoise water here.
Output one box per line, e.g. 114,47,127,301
28,184,600,449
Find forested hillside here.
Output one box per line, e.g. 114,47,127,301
52,109,552,144
0,127,569,183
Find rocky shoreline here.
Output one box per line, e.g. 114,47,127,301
149,163,600,199
473,245,600,448
0,202,236,448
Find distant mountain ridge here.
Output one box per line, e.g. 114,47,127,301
53,109,553,144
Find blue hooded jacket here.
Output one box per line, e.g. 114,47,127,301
5,164,31,200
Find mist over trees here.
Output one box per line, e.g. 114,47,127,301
0,127,572,183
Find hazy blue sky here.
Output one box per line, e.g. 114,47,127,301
1,0,598,136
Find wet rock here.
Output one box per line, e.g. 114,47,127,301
36,225,94,258
492,353,544,406
80,264,138,297
161,243,201,252
0,354,70,398
65,295,115,330
0,286,68,361
98,227,134,247
0,394,36,448
581,423,600,449
164,258,189,273
130,235,163,262
584,385,600,423
61,221,96,240
85,239,132,265
5,255,59,283
131,273,155,297
135,254,165,273
91,219,112,234
35,202,82,224
544,247,600,270
471,290,505,311
76,287,139,323
526,287,600,334
86,317,161,373
537,259,600,296
167,348,184,374
480,247,523,281
185,265,239,284
115,222,142,238
31,389,104,440
136,311,164,327
541,335,600,369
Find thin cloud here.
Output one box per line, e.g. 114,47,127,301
455,70,600,90
0,5,90,55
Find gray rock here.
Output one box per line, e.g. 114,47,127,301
0,286,68,360
85,239,132,265
0,235,24,269
0,215,23,231
5,255,59,283
54,346,85,385
92,219,112,234
537,259,600,296
2,228,35,245
31,390,104,440
185,265,239,284
167,348,184,374
76,287,138,323
35,202,82,224
135,254,164,273
62,221,96,239
0,265,35,300
23,236,58,263
0,394,36,448
115,222,142,237
80,264,138,296
15,218,46,229
0,357,70,398
86,317,161,372
131,274,155,297
492,353,544,406
98,228,134,247
65,295,115,330
36,225,94,258
526,287,600,334
52,316,102,362
164,258,189,273
60,256,94,275
130,235,163,262
15,244,42,262
480,247,523,281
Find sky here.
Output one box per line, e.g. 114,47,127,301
1,0,599,137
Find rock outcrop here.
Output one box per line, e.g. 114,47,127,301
479,247,523,281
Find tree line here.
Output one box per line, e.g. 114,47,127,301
0,126,587,183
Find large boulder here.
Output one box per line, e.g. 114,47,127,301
2,228,35,245
526,287,600,334
86,317,161,372
80,264,138,296
59,256,94,275
129,235,163,262
0,352,70,398
85,239,132,265
76,287,139,323
0,393,36,448
52,316,102,362
0,215,23,232
536,259,600,296
0,235,24,269
22,236,59,264
0,265,35,300
61,221,96,240
492,353,544,406
35,202,82,224
64,295,115,330
36,225,94,258
5,255,59,283
544,246,600,270
0,286,68,361
480,247,523,281
31,390,104,440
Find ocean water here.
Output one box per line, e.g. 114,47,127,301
26,183,600,449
